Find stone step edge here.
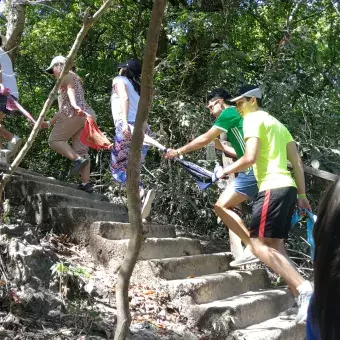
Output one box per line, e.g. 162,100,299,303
227,314,305,340
90,221,176,240
8,178,108,202
132,252,233,281
185,288,294,330
162,269,270,304
37,192,126,210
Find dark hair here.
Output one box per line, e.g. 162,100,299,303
312,177,340,340
120,66,141,95
207,88,231,102
235,84,262,107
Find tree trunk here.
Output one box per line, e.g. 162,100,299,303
0,0,115,200
4,1,26,61
114,1,167,339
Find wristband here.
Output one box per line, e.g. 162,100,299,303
298,194,307,199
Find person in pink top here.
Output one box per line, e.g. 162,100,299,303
41,56,95,193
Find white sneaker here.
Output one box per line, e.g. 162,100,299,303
230,245,260,267
295,281,313,324
141,189,156,219
7,135,22,160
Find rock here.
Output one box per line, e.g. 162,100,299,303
19,230,39,245
17,285,64,315
7,240,57,284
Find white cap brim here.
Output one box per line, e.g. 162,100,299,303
230,88,262,102
45,56,67,73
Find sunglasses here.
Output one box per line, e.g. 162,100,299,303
206,98,222,110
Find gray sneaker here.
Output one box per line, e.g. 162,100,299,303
230,246,260,267
69,157,89,176
141,189,156,219
0,149,11,164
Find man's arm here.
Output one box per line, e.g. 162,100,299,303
287,141,311,211
215,139,237,158
219,137,259,176
165,126,221,158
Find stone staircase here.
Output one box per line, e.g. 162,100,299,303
1,164,306,339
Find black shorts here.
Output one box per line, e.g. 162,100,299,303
0,94,10,114
250,186,297,239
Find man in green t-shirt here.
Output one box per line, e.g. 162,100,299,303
165,88,259,266
217,85,313,323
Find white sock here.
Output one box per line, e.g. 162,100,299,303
297,280,313,294
82,182,88,186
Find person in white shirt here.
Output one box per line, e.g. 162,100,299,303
110,59,155,219
0,36,22,163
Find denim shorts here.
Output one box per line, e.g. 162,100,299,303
231,169,258,200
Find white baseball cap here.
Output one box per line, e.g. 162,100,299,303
230,86,262,102
45,56,67,73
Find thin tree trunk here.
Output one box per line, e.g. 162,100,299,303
4,1,26,61
114,1,167,339
0,0,115,200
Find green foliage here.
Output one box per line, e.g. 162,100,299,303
3,0,339,238
50,262,91,279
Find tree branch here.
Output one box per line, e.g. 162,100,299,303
114,0,167,339
0,0,115,200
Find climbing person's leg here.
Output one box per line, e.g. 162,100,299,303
141,188,156,220
49,114,89,180
214,170,259,266
72,118,93,193
248,186,313,323
214,185,250,244
139,124,155,221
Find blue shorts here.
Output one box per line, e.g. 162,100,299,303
231,170,258,200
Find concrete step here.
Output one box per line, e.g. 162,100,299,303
228,315,305,340
133,252,233,280
26,193,126,223
165,269,270,304
6,179,108,205
187,288,294,335
48,206,128,242
0,163,107,194
91,221,176,240
89,236,203,271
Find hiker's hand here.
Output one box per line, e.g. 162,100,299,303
298,197,311,213
216,167,228,179
41,121,49,129
164,149,178,159
122,122,132,139
0,87,10,96
75,107,85,117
